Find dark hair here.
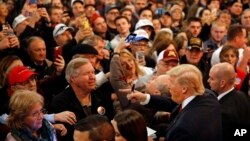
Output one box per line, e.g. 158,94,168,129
228,0,242,6
114,110,147,141
115,15,130,24
138,7,154,17
227,24,246,41
207,0,220,5
0,55,21,87
149,39,176,56
187,17,202,25
47,5,62,16
219,44,239,64
198,8,210,18
74,115,115,141
120,8,132,15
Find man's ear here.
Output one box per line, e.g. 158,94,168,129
182,86,188,94
220,80,226,88
70,75,76,83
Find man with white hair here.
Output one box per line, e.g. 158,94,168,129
50,58,114,141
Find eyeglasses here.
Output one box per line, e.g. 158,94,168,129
30,108,47,118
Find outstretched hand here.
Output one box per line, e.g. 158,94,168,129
54,111,77,125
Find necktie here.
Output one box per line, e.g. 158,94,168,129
179,104,182,112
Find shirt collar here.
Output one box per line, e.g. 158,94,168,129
181,95,196,109
217,87,234,100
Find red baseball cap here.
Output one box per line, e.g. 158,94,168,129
90,12,101,26
162,49,179,62
8,66,37,86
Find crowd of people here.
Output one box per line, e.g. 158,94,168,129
0,0,250,141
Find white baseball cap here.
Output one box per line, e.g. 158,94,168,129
12,14,27,29
53,23,74,38
135,19,154,30
133,29,149,41
71,0,84,7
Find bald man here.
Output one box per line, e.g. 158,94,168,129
208,62,250,141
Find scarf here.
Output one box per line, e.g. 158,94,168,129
11,119,55,141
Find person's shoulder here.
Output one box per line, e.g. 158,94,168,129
139,66,154,75
228,89,250,101
52,86,72,100
194,89,219,105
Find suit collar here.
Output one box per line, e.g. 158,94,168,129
217,87,234,100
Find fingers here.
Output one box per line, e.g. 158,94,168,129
126,93,133,100
54,55,65,65
119,88,132,93
9,36,20,48
62,111,77,125
60,126,67,136
54,55,65,73
127,92,147,103
54,124,67,136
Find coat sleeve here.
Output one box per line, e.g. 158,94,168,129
109,55,130,108
147,95,177,112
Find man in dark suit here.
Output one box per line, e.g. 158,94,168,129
208,62,250,141
128,64,222,141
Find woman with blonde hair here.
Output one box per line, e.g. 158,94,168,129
110,46,153,108
6,90,57,141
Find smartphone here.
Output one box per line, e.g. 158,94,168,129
82,17,90,30
125,33,136,43
136,51,145,66
29,0,37,4
131,83,135,92
2,24,8,35
155,8,165,16
2,24,8,31
53,46,62,61
7,30,15,36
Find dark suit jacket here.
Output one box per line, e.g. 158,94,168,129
219,88,250,141
148,89,222,141
49,86,114,141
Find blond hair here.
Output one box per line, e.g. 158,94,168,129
166,64,205,95
120,49,144,76
8,90,44,129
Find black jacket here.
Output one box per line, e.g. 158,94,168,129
49,86,114,141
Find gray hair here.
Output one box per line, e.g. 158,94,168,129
65,58,90,83
82,35,103,47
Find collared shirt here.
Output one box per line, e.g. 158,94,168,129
217,87,234,100
181,96,196,109
140,93,151,105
